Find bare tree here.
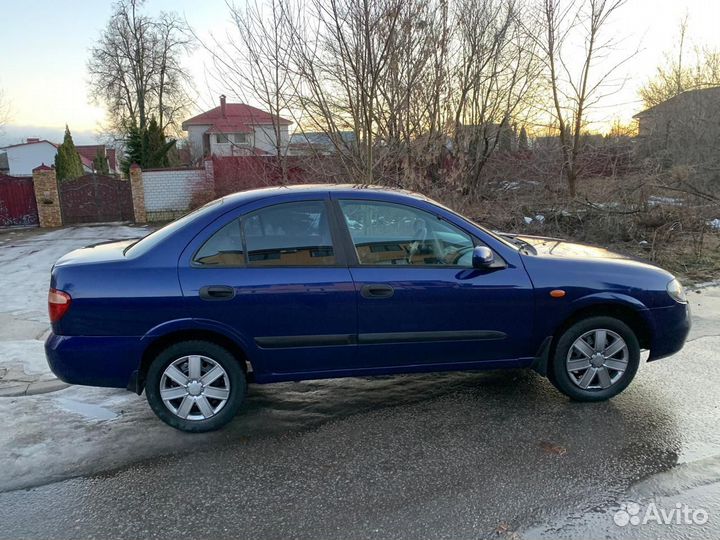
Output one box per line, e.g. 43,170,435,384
88,0,193,135
199,0,298,179
536,0,630,197
449,0,541,188
289,0,406,183
640,16,720,108
199,0,544,189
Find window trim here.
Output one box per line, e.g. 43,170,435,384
190,199,349,269
233,132,250,145
333,198,483,269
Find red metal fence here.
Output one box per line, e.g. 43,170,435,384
0,174,39,226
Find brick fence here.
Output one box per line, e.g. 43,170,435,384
21,156,333,226
140,161,215,221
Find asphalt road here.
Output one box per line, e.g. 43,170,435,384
1,287,719,540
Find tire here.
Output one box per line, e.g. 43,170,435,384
549,316,640,402
145,340,246,432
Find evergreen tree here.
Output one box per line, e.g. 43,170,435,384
121,122,144,176
92,147,110,175
145,117,175,168
518,126,529,152
54,125,84,180
121,118,176,175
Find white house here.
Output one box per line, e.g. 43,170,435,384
0,139,59,176
0,138,95,176
181,96,292,161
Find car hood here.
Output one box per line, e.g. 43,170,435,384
514,234,634,260
53,239,139,267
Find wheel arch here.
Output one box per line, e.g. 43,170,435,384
535,300,652,379
550,302,652,362
131,328,253,394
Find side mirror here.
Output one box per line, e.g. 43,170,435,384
472,246,495,269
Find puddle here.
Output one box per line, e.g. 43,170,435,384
53,398,118,421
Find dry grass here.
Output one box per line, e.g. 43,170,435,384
423,173,720,284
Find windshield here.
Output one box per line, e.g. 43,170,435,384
124,198,223,256
454,213,523,251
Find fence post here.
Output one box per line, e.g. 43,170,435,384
203,158,216,199
32,164,63,228
129,163,147,223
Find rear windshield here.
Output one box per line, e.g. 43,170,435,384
124,199,223,257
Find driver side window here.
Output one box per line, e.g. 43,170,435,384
338,200,475,266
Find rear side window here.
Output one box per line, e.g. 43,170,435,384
244,201,336,266
193,201,336,267
194,219,244,266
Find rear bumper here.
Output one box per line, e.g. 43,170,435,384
647,302,691,361
45,333,143,389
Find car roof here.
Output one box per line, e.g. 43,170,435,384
219,184,433,206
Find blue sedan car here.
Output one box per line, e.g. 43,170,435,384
45,186,690,432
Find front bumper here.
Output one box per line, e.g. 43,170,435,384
45,333,143,389
647,302,691,361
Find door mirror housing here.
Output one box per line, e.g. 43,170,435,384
472,246,495,269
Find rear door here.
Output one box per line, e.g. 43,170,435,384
334,197,535,370
178,198,357,381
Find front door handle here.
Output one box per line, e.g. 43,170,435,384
360,284,394,299
199,285,236,301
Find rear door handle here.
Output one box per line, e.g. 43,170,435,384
360,284,394,299
199,285,236,301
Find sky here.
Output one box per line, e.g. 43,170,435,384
1,0,719,146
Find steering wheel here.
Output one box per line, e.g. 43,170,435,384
453,245,475,266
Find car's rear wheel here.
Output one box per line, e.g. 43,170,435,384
145,340,246,432
549,316,640,401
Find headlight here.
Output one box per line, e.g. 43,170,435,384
667,278,687,303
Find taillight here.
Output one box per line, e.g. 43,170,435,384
48,288,72,323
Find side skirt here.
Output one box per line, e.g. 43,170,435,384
253,357,534,384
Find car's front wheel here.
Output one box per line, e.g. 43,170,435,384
145,340,246,432
549,316,640,401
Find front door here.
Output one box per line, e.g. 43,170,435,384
179,199,357,381
335,198,535,370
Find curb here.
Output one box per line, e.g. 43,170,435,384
0,379,71,398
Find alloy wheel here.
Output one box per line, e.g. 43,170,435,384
159,355,231,420
565,329,629,390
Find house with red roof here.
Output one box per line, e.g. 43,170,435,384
0,138,109,176
182,96,292,161
0,139,62,176
76,145,118,174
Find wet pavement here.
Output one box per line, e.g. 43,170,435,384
0,224,718,539
2,323,720,538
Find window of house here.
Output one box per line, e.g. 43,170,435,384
243,201,336,266
215,133,250,144
338,200,475,266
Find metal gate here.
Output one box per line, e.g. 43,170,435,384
0,174,39,226
59,174,134,224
